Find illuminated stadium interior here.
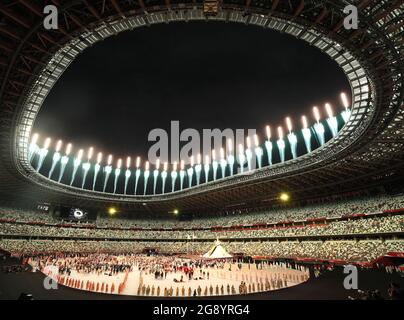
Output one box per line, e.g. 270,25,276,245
14,8,377,210
0,0,403,303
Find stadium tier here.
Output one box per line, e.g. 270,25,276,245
1,195,403,263
1,239,403,263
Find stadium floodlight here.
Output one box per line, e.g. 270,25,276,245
313,106,325,146
124,156,131,195
280,192,290,202
254,134,263,169
187,156,194,188
48,140,62,179
286,117,298,159
113,158,122,194
161,162,168,194
143,161,150,195
238,144,246,173
301,115,312,153
102,154,113,192
195,153,202,185
211,149,219,180
28,133,40,163
204,155,210,183
277,127,285,163
153,159,160,194
219,147,227,178
93,152,102,190
58,143,71,183
227,139,235,176
134,156,141,195
171,161,178,192
179,160,185,190
340,92,351,123
36,137,51,172
325,103,338,137
265,126,273,166
108,207,117,215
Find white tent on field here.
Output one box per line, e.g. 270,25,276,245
202,239,233,259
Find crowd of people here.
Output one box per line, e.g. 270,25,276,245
348,283,404,300
1,264,30,273
1,238,403,262
96,194,404,228
25,253,309,297
0,194,403,262
0,214,402,240
1,194,404,229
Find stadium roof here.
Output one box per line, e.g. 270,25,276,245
0,0,403,214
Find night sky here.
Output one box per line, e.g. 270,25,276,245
35,21,350,161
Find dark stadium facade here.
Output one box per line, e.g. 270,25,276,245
0,0,403,214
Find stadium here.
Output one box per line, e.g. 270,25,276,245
0,0,403,305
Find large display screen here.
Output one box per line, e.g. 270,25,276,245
56,206,96,222
36,203,50,213
68,207,89,221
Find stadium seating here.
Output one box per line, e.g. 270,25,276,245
0,239,403,262
1,194,404,262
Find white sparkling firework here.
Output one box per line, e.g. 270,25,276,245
66,143,72,155
266,125,271,140
302,115,308,129
341,92,349,109
31,133,39,145
286,117,293,133
325,103,333,118
254,134,259,147
126,156,131,168
278,126,284,140
87,147,93,160
44,137,51,149
55,140,62,152
313,106,321,123
77,149,84,160
97,152,102,164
